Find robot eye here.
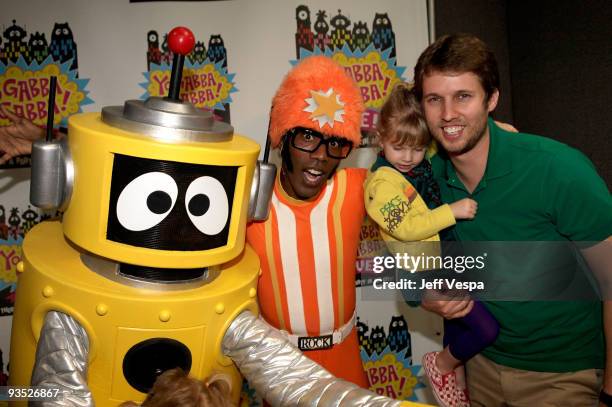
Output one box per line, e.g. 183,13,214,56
376,18,381,24
185,176,228,235
299,10,307,20
116,172,178,231
149,34,156,41
55,29,62,35
63,28,69,35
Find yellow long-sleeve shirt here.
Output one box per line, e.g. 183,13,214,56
364,166,455,264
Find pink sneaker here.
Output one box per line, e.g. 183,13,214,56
422,352,460,407
456,387,471,407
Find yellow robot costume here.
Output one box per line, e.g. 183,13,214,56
9,29,264,404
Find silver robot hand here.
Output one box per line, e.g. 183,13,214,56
222,311,403,407
31,311,92,406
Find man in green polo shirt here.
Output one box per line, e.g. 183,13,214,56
413,33,612,406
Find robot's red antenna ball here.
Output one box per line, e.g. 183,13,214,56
168,26,196,56
166,26,195,101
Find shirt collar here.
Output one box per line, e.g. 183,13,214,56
433,117,514,187
484,117,513,180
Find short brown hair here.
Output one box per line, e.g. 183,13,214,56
413,33,499,101
120,368,233,407
377,82,430,147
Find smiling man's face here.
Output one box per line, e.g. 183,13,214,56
421,71,498,156
280,130,341,200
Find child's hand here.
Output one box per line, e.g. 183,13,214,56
449,198,478,220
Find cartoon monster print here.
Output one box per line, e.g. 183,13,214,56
351,21,371,51
357,316,373,356
189,41,207,65
206,35,227,70
370,325,388,355
295,5,314,58
330,10,351,50
388,315,411,357
28,31,49,64
8,207,21,239
0,205,8,240
372,12,396,59
160,33,172,65
2,20,29,63
146,30,162,70
313,10,331,51
49,22,78,72
21,205,39,235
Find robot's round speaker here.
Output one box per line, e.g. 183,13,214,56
122,338,192,393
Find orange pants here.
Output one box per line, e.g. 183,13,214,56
260,327,369,406
304,327,369,388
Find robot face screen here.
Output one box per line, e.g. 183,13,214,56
107,154,237,250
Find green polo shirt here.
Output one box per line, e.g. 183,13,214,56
431,118,612,372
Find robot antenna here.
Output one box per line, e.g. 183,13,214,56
166,27,196,102
45,76,57,142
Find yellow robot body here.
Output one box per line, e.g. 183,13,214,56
10,220,259,405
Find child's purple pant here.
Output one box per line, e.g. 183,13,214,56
443,301,499,362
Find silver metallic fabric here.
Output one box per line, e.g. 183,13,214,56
222,311,403,407
31,311,93,406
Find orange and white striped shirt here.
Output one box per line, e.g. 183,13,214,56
247,168,367,337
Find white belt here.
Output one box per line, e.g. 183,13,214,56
265,311,357,351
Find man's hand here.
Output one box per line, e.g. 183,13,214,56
494,120,518,133
420,289,474,319
0,106,45,164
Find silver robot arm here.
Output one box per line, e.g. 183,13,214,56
222,311,403,407
31,311,93,407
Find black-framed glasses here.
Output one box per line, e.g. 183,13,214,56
287,127,353,159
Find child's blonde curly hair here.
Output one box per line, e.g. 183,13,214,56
120,368,234,407
377,82,430,148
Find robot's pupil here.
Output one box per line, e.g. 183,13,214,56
147,191,172,214
188,194,210,216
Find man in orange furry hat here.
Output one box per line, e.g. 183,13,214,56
246,55,369,388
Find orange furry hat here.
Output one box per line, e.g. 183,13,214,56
269,56,364,148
